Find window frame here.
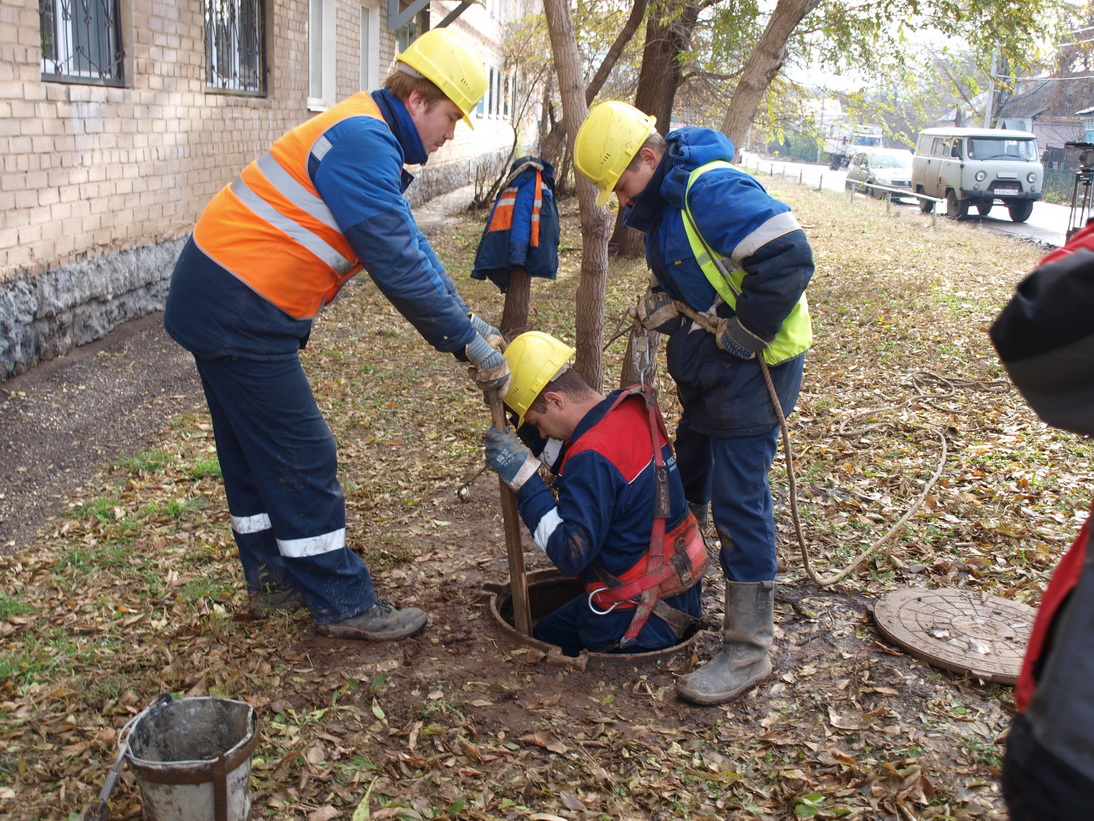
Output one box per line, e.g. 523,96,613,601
360,0,380,93
39,0,125,86
308,0,338,110
204,0,267,96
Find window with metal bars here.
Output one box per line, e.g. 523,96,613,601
39,0,124,85
205,0,266,95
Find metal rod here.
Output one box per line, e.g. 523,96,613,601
488,392,532,635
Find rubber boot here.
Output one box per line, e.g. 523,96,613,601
676,580,774,705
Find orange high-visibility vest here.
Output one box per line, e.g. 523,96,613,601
193,93,383,319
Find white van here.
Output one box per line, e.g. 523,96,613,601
911,127,1043,222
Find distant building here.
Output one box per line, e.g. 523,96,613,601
1,0,536,379
1079,106,1094,143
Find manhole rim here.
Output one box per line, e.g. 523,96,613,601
486,568,712,667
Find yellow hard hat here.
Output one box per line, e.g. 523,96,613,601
396,28,487,129
574,101,657,206
503,331,576,424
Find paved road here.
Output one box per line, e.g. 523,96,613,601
739,152,1072,248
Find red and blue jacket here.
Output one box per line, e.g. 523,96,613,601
512,390,701,645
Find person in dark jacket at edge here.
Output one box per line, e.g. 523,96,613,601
571,102,814,704
163,28,510,642
991,221,1094,820
482,331,707,655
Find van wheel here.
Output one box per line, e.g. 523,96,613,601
918,190,934,214
946,191,969,219
1008,201,1034,223
976,202,992,216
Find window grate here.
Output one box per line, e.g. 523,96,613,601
206,0,266,95
39,0,124,85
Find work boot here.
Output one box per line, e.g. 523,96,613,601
676,580,774,705
316,600,428,641
250,588,306,618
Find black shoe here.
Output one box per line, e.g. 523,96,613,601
250,588,306,618
315,600,428,641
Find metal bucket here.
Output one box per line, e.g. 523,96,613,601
124,696,259,821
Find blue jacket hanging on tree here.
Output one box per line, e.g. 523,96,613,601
471,156,560,292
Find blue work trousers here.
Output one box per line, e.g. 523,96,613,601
675,422,781,582
194,354,377,623
533,584,702,657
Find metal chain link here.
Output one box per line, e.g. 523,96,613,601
631,331,653,392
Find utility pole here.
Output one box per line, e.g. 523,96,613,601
983,49,999,128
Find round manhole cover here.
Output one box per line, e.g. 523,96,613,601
872,588,1035,684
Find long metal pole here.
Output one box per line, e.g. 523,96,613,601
487,392,532,635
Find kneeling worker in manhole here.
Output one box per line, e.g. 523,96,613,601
483,331,707,658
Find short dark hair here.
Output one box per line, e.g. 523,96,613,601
384,68,448,106
627,131,666,171
527,368,595,415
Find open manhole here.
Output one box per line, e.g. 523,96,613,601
872,587,1035,684
486,568,709,669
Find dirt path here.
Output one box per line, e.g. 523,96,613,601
0,311,202,551
0,184,479,553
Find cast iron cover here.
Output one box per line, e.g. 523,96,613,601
872,587,1035,684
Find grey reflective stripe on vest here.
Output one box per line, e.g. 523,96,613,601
256,152,343,234
230,173,355,275
731,210,803,267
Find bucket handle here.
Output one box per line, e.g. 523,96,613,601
117,693,174,753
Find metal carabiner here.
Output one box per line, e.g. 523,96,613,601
587,587,621,615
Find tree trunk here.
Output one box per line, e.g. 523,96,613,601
609,1,700,259
500,268,531,340
719,0,819,156
540,2,648,192
543,0,611,392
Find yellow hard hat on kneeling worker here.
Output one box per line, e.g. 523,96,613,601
574,101,657,206
396,28,488,129
503,332,576,424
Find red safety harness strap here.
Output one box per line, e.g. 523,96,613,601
585,386,707,647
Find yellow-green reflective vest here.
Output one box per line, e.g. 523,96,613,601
682,160,813,366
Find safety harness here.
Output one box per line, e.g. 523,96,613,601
582,385,708,649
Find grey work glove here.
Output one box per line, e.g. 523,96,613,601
468,313,505,351
484,426,540,492
634,287,682,334
465,333,511,397
715,315,767,360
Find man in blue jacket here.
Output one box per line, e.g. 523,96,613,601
573,102,814,703
163,29,508,642
483,331,707,655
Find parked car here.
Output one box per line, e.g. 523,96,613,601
911,127,1043,222
845,150,914,201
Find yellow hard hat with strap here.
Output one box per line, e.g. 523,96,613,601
396,28,487,129
502,331,576,423
574,101,657,206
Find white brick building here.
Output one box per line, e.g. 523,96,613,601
1,0,531,377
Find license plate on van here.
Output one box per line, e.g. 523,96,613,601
994,184,1020,194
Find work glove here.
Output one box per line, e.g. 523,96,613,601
468,313,505,351
715,315,767,361
632,287,682,334
465,333,512,397
484,426,540,492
